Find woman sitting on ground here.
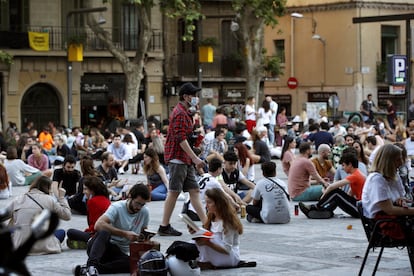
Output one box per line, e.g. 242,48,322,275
0,164,11,199
143,148,168,201
281,136,296,177
190,188,252,269
27,143,52,178
66,176,110,249
2,176,71,254
233,142,255,183
4,146,42,186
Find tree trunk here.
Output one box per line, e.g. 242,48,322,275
84,1,151,119
240,6,265,100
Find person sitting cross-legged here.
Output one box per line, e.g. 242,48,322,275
73,184,150,276
246,161,290,224
299,152,366,219
66,176,111,250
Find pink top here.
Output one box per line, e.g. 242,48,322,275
287,156,319,199
27,154,49,171
282,150,295,177
212,114,228,128
277,114,288,127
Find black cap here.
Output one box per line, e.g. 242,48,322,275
179,83,201,96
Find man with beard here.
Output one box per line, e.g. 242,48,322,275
74,184,150,276
52,155,81,197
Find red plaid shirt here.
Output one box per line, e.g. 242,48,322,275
164,102,194,165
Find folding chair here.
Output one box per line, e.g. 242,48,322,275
357,201,414,275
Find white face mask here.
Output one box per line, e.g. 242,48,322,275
189,96,199,107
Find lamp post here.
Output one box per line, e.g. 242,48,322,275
290,13,303,77
312,34,326,87
66,7,107,129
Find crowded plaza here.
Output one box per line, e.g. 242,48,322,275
0,82,413,275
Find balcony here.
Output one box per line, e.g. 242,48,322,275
0,26,162,52
174,53,245,78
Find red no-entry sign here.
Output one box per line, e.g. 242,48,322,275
287,77,298,89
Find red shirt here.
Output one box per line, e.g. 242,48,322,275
85,195,111,233
164,102,194,165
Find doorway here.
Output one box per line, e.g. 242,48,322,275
21,83,60,132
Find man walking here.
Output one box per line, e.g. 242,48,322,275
158,83,207,236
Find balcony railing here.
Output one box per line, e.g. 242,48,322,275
173,53,245,78
0,26,162,52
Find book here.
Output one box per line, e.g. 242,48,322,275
179,213,213,239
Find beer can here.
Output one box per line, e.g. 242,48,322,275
294,205,299,216
240,205,246,218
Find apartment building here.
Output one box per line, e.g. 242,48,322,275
0,0,164,130
263,0,414,121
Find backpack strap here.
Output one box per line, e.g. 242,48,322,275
265,177,290,201
26,193,44,209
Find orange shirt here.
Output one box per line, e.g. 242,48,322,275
38,132,53,150
311,158,333,178
346,169,366,200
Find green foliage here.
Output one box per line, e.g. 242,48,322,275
160,0,202,41
264,56,283,77
0,50,13,65
232,0,286,27
199,37,219,48
67,34,87,45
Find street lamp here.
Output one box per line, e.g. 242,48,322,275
66,7,107,129
312,34,326,87
290,13,303,77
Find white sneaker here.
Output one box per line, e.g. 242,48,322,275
118,168,125,174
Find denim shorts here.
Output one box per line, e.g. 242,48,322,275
168,163,199,192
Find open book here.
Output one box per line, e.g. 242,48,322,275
179,213,213,239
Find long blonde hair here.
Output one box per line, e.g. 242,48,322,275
370,144,402,180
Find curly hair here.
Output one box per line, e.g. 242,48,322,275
204,188,243,235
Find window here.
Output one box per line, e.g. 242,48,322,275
381,25,400,60
274,39,285,63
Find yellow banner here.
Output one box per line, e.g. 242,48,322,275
28,32,49,51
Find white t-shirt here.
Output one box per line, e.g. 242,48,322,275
361,172,405,218
245,104,256,121
252,176,290,224
189,173,223,213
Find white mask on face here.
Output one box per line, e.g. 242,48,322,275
190,96,199,107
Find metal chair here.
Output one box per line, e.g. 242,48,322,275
357,201,414,275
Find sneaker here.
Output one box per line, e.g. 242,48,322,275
298,202,311,217
86,266,99,276
73,264,87,276
299,202,333,219
158,224,182,236
67,239,88,250
118,167,125,174
246,214,253,223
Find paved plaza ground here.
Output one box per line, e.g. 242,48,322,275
0,159,413,275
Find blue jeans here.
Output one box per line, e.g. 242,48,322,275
268,124,275,145
151,183,167,201
292,185,323,201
